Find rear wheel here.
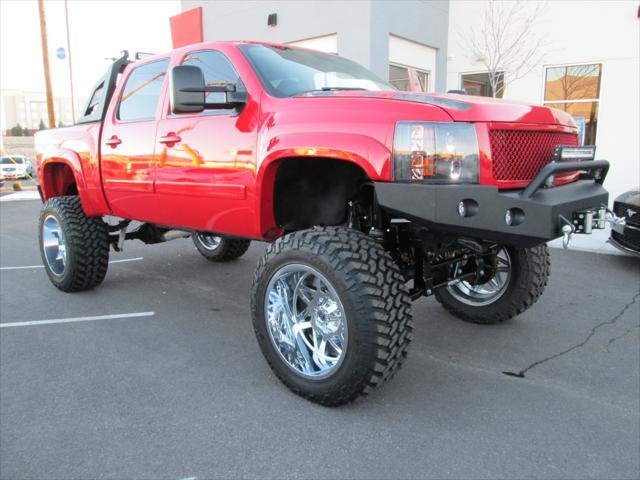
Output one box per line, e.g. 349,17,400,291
251,226,413,406
192,232,251,262
39,195,109,292
435,245,550,324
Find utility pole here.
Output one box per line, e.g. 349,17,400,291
64,0,76,124
37,0,56,128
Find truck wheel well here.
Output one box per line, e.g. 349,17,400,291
42,162,78,198
273,157,369,231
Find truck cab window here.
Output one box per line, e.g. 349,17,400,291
182,50,245,107
85,82,104,116
117,59,169,122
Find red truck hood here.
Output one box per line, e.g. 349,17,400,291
296,91,577,128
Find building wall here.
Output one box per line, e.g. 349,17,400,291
447,0,639,199
1,89,86,131
180,0,449,90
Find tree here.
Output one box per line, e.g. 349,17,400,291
461,0,547,97
38,119,46,130
10,124,23,136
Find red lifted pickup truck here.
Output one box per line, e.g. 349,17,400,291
35,42,613,405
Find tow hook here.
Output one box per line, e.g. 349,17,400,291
559,215,575,249
560,206,625,250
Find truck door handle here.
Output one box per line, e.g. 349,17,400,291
105,135,122,148
158,133,181,146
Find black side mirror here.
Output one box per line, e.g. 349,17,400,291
170,65,247,114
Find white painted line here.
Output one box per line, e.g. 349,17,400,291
0,264,44,271
109,256,144,264
0,257,143,270
0,191,40,202
0,311,155,328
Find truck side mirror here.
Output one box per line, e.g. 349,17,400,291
170,65,248,114
170,65,206,113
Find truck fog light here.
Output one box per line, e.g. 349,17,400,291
505,208,525,226
457,201,466,217
457,199,478,218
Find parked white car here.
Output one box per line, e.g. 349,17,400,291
0,155,29,179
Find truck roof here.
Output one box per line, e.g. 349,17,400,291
128,40,326,66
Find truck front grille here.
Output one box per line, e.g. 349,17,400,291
490,129,579,182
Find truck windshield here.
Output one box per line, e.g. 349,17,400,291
1,157,24,164
239,44,396,98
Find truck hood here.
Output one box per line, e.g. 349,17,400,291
295,91,577,127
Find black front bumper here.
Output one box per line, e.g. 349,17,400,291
375,160,610,247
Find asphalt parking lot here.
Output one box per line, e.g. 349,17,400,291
1,198,639,480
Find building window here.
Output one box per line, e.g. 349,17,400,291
460,72,504,98
543,63,602,145
389,64,430,93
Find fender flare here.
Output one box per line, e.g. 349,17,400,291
39,148,96,215
255,132,392,236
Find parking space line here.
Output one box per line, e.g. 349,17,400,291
0,311,155,328
0,257,144,270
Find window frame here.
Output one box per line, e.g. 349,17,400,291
166,49,247,119
541,61,604,145
114,58,171,124
541,61,603,104
459,70,506,98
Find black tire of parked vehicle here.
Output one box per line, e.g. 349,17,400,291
435,244,550,324
251,226,414,406
192,233,251,262
38,195,109,292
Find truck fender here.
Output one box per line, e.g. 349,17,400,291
39,149,96,216
256,132,392,236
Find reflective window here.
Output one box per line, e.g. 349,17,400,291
461,72,504,98
85,82,104,116
182,50,245,106
389,64,430,93
544,63,602,145
117,59,169,121
239,44,394,97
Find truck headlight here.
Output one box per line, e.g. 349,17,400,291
393,122,479,183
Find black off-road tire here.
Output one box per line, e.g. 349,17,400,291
38,195,109,292
435,244,550,324
251,226,414,406
192,233,251,262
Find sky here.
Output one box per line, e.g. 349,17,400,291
0,0,180,101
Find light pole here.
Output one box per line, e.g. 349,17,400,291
37,0,56,128
64,0,76,124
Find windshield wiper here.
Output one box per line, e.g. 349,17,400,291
292,87,368,97
320,87,367,91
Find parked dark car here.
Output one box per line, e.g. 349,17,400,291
610,189,640,256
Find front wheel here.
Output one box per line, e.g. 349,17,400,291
192,232,251,262
435,244,550,324
251,227,413,406
39,195,109,292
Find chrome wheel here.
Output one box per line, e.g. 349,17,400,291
447,248,511,306
265,264,347,379
196,233,222,251
42,214,67,277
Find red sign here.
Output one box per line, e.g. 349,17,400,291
169,7,203,49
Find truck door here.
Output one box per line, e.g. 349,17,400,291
101,58,169,220
151,49,257,237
